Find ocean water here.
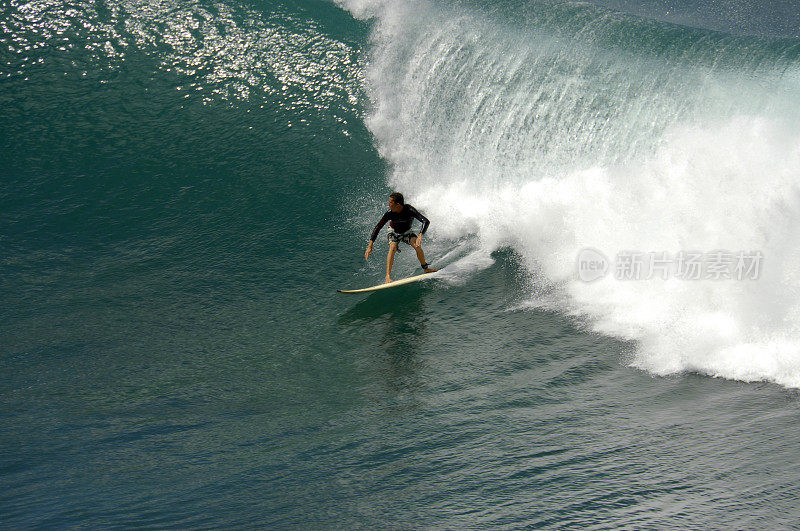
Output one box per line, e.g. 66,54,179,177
3,0,800,527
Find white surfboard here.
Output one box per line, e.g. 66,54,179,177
337,271,438,294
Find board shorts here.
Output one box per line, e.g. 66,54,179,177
387,230,418,245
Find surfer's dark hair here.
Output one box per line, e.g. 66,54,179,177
389,192,404,205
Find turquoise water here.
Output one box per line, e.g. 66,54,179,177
4,0,800,527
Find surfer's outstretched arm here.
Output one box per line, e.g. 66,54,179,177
366,212,391,260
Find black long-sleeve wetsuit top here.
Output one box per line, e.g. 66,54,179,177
370,204,430,242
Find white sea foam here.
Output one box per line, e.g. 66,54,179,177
340,0,800,387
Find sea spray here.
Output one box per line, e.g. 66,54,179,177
339,0,800,387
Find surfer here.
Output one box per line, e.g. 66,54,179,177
365,192,438,283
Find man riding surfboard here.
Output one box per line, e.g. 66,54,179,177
365,192,438,283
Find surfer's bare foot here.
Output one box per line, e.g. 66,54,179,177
385,275,392,283
424,268,438,273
